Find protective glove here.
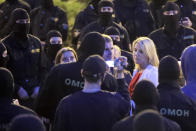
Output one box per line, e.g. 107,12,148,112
18,87,29,100
31,86,40,99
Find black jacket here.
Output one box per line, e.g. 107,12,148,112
114,0,155,43
149,25,196,60
0,0,31,38
79,21,130,51
112,106,181,131
157,81,196,131
0,97,35,131
3,33,43,95
53,89,130,131
35,61,121,121
30,6,68,41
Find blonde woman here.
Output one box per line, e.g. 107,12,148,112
55,47,78,65
129,37,159,97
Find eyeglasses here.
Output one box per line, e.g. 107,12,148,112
16,19,30,24
49,37,63,45
163,10,178,16
100,6,113,13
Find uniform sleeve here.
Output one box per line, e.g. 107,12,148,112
53,99,69,131
121,26,131,52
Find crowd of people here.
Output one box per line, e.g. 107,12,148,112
0,0,196,131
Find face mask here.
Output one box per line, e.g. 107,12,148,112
14,19,30,35
41,0,53,8
163,10,180,29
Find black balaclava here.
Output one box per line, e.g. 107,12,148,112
159,55,180,83
8,114,46,131
41,0,54,9
104,26,122,48
45,30,62,61
163,2,180,35
0,42,9,67
98,0,114,27
10,8,30,39
0,67,14,98
77,32,105,62
133,80,160,107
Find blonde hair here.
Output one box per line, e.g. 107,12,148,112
55,47,78,65
102,34,113,43
132,37,159,69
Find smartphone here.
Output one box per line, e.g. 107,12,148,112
106,60,114,67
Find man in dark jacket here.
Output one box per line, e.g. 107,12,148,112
53,55,130,131
35,32,120,123
176,0,196,29
113,0,155,43
72,0,101,46
0,0,31,38
79,0,130,51
0,68,35,131
149,2,196,60
158,55,196,131
112,80,181,131
30,0,68,42
2,8,43,109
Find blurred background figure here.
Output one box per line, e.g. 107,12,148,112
181,44,196,102
0,41,8,67
129,37,159,97
0,67,36,131
30,0,68,43
0,0,30,38
8,114,46,131
55,47,77,65
23,0,41,9
113,0,155,43
149,0,168,28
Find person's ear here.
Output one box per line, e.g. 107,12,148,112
81,69,84,78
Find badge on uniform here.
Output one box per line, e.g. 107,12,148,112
31,49,40,53
183,35,194,40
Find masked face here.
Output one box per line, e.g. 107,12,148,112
46,36,62,60
163,10,180,28
14,19,30,35
6,0,17,3
152,0,168,6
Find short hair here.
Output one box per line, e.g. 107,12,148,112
55,47,78,65
132,37,159,69
133,110,165,131
102,34,113,44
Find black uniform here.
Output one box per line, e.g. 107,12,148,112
30,0,68,42
176,0,196,29
0,0,31,38
112,107,181,131
113,0,155,43
0,98,36,131
2,8,43,108
158,82,196,131
35,32,120,122
80,21,130,51
53,89,130,131
149,25,196,60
